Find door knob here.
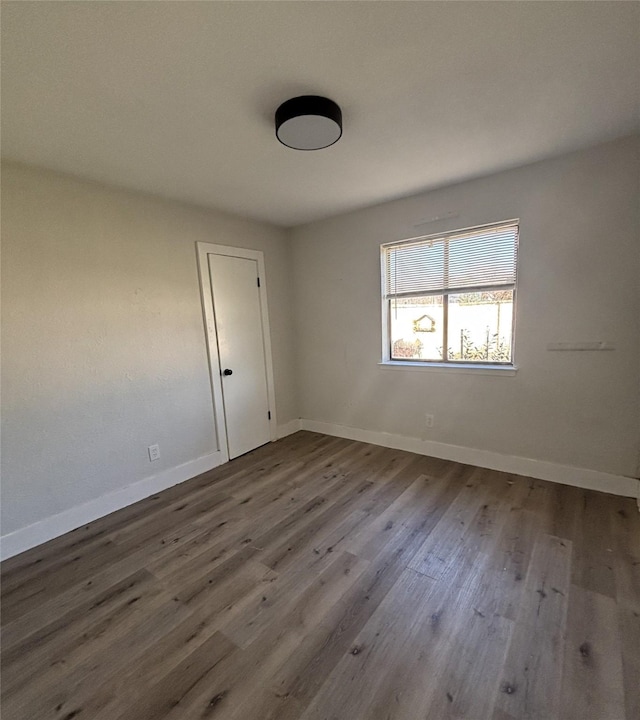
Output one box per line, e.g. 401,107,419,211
223,368,233,376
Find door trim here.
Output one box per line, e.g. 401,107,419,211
196,243,278,460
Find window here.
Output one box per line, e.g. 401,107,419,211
381,221,519,366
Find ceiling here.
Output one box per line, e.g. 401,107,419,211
2,2,639,228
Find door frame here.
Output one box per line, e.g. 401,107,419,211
196,242,278,462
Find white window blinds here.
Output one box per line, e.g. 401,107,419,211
383,221,519,298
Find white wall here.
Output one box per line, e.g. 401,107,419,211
291,136,640,481
1,162,297,538
2,136,638,553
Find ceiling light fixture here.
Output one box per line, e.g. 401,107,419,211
275,96,342,150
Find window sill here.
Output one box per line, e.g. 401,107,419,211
378,361,518,376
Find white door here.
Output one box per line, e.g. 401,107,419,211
208,253,271,459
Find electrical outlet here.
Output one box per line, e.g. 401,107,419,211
425,414,434,428
148,444,160,462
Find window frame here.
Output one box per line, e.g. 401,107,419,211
381,220,519,369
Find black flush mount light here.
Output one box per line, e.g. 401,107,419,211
275,96,342,150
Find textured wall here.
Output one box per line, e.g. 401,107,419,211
3,136,639,539
291,136,640,480
1,162,296,534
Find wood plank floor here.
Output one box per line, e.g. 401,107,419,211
2,431,639,720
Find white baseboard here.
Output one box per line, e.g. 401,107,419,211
300,419,640,500
0,450,225,562
277,419,302,439
3,420,637,562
